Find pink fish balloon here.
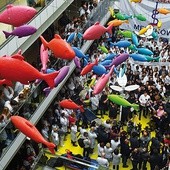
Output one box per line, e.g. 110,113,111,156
40,43,49,73
0,4,37,27
93,65,115,95
83,22,113,40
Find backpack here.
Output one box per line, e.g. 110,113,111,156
78,138,85,148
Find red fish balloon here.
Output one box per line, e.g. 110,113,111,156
80,58,98,76
40,34,75,60
0,4,37,27
59,99,84,112
0,54,59,88
11,116,56,154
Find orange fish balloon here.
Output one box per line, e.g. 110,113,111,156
40,34,75,60
107,19,129,27
11,116,56,154
158,8,170,15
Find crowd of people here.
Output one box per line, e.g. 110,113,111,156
0,0,170,170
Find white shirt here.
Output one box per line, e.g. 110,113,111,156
96,157,109,168
97,143,105,156
104,146,113,159
111,139,120,151
139,94,150,106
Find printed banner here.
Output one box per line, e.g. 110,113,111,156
117,0,170,38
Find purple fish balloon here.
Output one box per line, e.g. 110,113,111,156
3,25,37,38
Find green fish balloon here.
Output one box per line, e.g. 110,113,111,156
117,30,133,38
108,94,139,111
134,14,146,21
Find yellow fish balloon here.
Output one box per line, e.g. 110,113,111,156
138,25,151,35
130,0,142,3
157,20,162,29
109,7,115,18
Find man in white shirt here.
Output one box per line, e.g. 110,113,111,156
138,91,151,119
96,152,109,170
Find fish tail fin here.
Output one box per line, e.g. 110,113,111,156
80,105,84,112
45,141,56,154
125,20,129,24
154,56,160,62
95,58,98,65
132,104,139,111
40,36,48,50
3,31,11,39
106,24,113,35
42,71,59,88
110,42,115,47
117,30,121,35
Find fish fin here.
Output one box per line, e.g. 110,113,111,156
94,21,100,25
54,34,62,39
95,58,98,65
110,42,115,47
6,4,13,9
131,104,139,111
40,36,48,50
20,80,30,85
154,57,160,62
11,54,24,60
106,24,113,35
17,49,22,55
45,141,56,154
2,31,11,39
42,71,59,88
3,79,13,87
79,105,84,112
125,20,129,24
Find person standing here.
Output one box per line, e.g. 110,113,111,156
104,143,113,162
96,152,109,170
88,126,97,154
112,148,121,170
99,91,108,118
3,85,14,101
120,138,131,168
70,122,78,147
83,132,91,158
138,91,151,119
51,125,60,151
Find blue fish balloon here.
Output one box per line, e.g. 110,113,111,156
110,40,131,48
130,53,147,62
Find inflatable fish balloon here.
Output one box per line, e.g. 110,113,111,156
3,25,37,38
0,4,37,27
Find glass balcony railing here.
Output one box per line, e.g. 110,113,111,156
0,0,113,168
